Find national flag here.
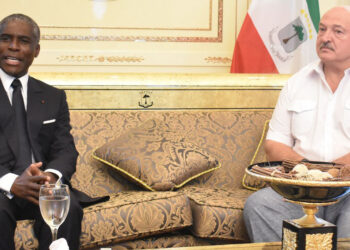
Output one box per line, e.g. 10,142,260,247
231,0,320,74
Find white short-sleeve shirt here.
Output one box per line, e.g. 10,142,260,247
266,60,350,162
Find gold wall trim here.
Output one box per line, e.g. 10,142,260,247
30,73,290,110
30,72,289,87
204,57,232,64
64,88,281,110
56,55,144,63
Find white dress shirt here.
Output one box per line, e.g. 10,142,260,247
267,60,350,162
0,69,62,197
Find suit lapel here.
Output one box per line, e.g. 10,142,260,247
0,79,18,156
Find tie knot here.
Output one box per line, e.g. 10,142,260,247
11,79,22,89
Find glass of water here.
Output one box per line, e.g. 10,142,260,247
39,184,70,243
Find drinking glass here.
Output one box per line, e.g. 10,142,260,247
39,184,70,243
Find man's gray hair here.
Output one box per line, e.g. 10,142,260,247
0,13,40,44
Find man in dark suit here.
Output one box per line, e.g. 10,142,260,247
0,13,83,249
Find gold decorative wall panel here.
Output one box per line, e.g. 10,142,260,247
31,72,289,110
38,0,222,43
1,0,342,73
1,0,234,73
65,88,280,110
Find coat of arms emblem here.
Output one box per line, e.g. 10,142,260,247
278,17,308,53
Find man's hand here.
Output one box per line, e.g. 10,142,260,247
42,172,58,184
10,163,49,205
27,162,58,184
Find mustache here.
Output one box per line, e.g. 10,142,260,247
320,42,334,51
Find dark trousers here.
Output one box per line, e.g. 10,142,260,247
0,191,83,250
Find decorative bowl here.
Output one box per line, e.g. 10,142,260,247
246,161,350,203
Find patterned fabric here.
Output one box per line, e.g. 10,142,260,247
16,191,192,250
14,110,272,249
70,110,272,195
181,186,252,241
80,191,192,249
242,120,270,190
93,119,220,191
108,233,213,249
15,221,38,250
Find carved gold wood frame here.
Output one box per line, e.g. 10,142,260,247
31,72,289,110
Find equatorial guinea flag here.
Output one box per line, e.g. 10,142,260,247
231,0,320,74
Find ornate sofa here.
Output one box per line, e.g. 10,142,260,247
14,73,289,249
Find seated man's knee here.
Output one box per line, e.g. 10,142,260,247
0,208,16,234
0,198,15,224
69,196,83,220
244,190,267,212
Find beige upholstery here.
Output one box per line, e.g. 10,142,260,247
15,110,272,249
11,72,289,249
93,119,220,191
14,110,272,249
182,186,251,241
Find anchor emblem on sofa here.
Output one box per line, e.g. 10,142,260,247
138,93,153,108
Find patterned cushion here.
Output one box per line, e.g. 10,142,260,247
15,191,192,249
70,111,272,195
242,120,269,191
107,233,213,249
93,119,220,191
15,220,38,250
82,191,193,248
14,111,274,249
181,186,251,242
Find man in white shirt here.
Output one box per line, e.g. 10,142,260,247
244,6,350,242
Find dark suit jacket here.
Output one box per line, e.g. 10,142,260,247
0,76,107,207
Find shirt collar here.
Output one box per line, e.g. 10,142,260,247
311,60,350,77
310,60,324,76
308,60,350,94
0,68,29,93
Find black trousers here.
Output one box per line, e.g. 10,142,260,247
0,191,83,250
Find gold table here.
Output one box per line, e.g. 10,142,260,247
158,238,350,250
